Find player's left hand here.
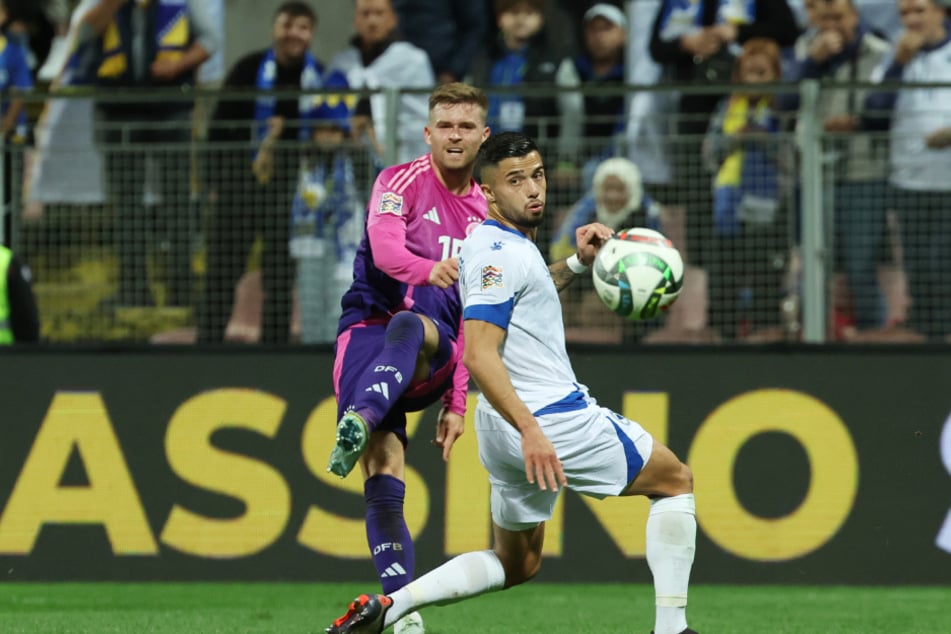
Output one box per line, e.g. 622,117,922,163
429,258,460,289
574,222,614,267
433,407,464,461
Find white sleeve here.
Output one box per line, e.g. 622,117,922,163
460,237,526,330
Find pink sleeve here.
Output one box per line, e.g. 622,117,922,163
368,215,434,285
442,317,469,417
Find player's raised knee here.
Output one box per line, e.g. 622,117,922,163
384,310,425,341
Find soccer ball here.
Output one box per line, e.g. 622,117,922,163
591,227,684,320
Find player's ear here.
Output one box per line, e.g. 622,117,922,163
480,182,494,203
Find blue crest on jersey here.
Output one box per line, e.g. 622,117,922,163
491,241,503,251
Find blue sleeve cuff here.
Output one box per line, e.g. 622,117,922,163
464,300,513,330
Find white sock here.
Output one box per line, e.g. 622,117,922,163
646,493,697,634
383,550,506,627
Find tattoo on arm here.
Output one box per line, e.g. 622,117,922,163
549,260,577,292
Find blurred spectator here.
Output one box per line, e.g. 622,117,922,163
865,0,951,341
193,0,225,142
550,156,662,260
650,0,799,137
0,2,31,141
702,38,791,340
1,0,57,77
391,0,486,83
80,0,218,309
290,117,366,344
0,245,39,343
787,0,891,331
197,1,347,344
556,0,625,50
470,0,564,149
625,0,677,196
330,0,434,165
481,0,608,60
0,16,31,142
0,13,32,241
196,0,224,88
557,4,629,190
788,0,903,40
538,0,585,58
649,0,799,268
549,156,666,341
26,0,104,216
788,0,821,74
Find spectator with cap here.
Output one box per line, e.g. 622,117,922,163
557,3,629,193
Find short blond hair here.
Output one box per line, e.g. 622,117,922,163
429,83,489,120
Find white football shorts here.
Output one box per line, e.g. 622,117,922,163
475,403,654,531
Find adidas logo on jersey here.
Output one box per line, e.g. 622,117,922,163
423,207,441,224
365,382,390,399
380,563,407,578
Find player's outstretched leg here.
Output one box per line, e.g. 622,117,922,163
327,411,369,477
325,550,507,634
326,594,392,634
327,312,426,477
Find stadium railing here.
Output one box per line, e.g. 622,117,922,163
4,81,944,344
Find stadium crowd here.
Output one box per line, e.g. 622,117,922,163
6,0,951,345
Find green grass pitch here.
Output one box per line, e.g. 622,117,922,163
0,582,946,633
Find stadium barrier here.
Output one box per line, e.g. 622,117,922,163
0,347,947,584
7,81,949,345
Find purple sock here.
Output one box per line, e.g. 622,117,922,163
351,312,424,431
365,474,415,594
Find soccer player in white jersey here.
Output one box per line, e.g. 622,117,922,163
325,132,698,634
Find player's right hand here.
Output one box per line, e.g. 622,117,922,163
574,222,614,266
429,258,459,289
521,426,566,492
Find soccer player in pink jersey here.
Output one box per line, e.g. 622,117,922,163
326,83,490,634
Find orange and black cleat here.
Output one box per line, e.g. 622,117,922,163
326,594,393,634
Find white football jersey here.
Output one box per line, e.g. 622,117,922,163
460,220,589,416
